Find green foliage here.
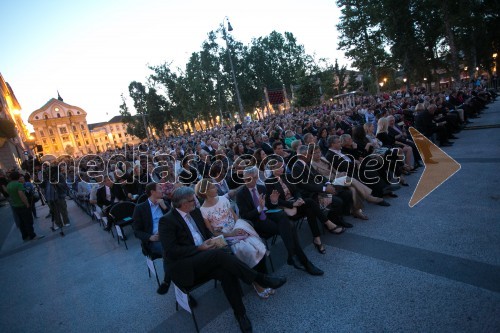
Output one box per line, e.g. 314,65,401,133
294,74,321,107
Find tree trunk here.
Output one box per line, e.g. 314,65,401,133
441,3,461,88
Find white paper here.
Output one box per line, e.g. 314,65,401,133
174,284,191,313
115,225,123,238
146,258,156,275
333,176,348,186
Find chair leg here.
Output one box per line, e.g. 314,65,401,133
190,296,200,333
153,261,160,287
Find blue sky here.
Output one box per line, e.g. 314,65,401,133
1,0,347,129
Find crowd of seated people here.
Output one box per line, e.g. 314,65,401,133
5,85,496,333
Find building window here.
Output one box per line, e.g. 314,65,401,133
72,125,77,131
118,134,122,138
44,115,49,120
75,134,79,139
85,140,89,145
83,132,87,137
62,136,69,141
77,111,80,114
68,111,72,116
49,129,54,136
95,139,98,143
35,116,39,120
59,127,67,134
77,142,82,147
42,139,47,144
80,124,85,130
105,137,108,141
40,130,45,137
51,138,56,144
57,113,61,118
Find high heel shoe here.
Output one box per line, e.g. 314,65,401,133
326,225,345,235
313,241,326,254
253,285,270,299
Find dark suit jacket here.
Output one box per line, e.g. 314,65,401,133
290,160,326,198
414,110,437,137
159,208,213,285
236,185,278,224
96,185,115,208
264,175,302,209
324,149,356,174
132,199,169,243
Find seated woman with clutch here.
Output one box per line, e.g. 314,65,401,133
195,178,273,299
265,157,345,255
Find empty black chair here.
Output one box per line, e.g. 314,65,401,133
109,201,136,249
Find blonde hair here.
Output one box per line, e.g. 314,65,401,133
194,178,214,199
376,117,389,135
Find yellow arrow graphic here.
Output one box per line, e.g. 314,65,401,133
408,127,461,207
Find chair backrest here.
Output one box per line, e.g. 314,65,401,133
137,194,148,204
109,202,136,221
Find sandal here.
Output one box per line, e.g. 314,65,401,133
313,241,326,254
253,285,270,299
327,225,345,235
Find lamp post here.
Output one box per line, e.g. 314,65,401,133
222,17,244,122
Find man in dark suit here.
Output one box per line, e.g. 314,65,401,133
133,183,170,294
236,166,324,276
96,176,127,231
415,104,452,147
255,133,274,155
159,186,286,333
291,145,354,228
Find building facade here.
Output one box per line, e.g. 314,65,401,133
0,73,32,170
88,116,141,152
28,98,97,157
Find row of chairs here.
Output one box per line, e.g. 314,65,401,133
69,189,309,332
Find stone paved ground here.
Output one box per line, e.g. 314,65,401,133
1,100,499,333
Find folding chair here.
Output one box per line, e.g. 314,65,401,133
109,202,136,249
260,234,278,272
174,279,218,333
141,242,161,287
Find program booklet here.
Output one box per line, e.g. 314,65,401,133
211,234,228,248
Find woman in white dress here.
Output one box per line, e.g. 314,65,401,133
195,179,274,299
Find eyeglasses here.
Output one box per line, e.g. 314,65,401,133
186,199,195,203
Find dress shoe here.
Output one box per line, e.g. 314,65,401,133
156,281,170,295
287,255,305,270
235,313,253,333
304,262,324,276
376,200,391,207
256,274,287,289
338,220,353,228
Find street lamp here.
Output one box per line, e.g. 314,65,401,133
222,17,244,122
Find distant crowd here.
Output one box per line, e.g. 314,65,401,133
0,85,496,332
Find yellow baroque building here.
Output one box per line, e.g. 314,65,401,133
28,98,97,157
0,73,32,170
88,116,141,153
28,98,143,158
